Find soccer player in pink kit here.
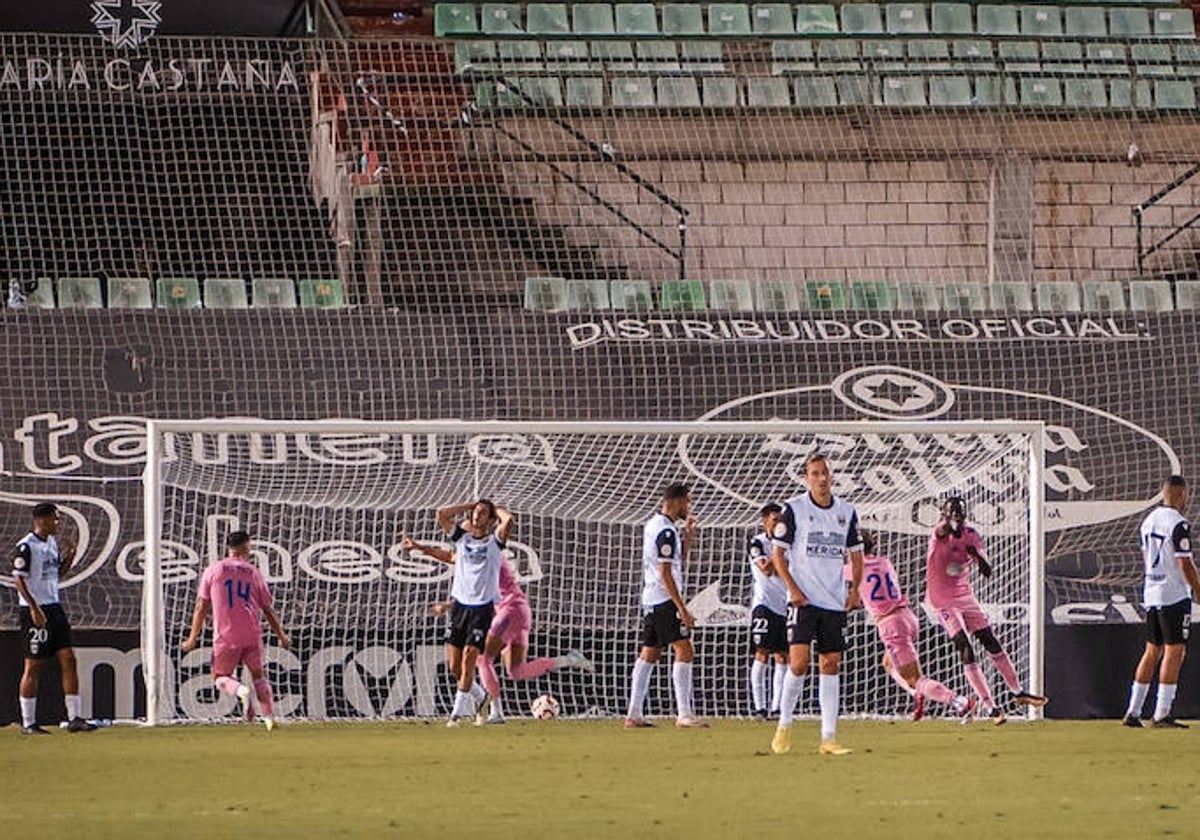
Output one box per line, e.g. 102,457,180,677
926,496,1046,724
181,531,290,730
858,531,975,721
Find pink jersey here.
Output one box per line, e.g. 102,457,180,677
925,525,986,606
197,557,272,649
858,553,909,619
496,559,528,613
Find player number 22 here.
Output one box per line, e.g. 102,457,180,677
865,572,899,601
223,579,252,609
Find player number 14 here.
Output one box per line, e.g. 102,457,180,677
224,579,252,609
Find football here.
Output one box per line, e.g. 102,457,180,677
530,693,560,720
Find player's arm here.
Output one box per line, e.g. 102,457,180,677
495,505,515,544
659,562,694,628
401,534,454,564
1172,521,1200,599
261,602,291,649
431,599,454,618
770,504,807,605
844,512,864,609
681,515,697,562
58,533,77,578
180,598,211,652
966,536,992,578
436,503,474,535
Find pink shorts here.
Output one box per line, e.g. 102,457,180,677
212,642,264,677
876,608,920,669
489,602,532,650
931,596,991,638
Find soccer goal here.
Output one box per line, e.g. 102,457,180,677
142,419,1044,725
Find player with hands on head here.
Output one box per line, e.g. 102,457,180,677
181,531,290,731
926,494,1046,726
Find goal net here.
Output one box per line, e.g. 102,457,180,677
142,419,1043,725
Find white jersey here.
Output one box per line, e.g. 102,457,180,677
772,492,862,612
1140,505,1194,608
449,525,505,606
748,532,788,616
642,512,683,609
13,532,62,607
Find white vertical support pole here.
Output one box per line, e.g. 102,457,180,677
142,421,165,725
1027,423,1046,721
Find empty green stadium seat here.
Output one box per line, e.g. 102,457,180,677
56,277,101,309
1155,79,1197,109
952,39,995,70
661,280,708,310
573,3,614,32
527,3,569,33
545,42,591,70
157,277,201,309
610,279,653,310
1064,7,1106,38
681,42,725,71
973,75,1018,106
1129,280,1173,312
932,3,972,35
709,280,754,309
435,3,478,36
795,4,839,33
1109,79,1152,109
929,75,973,105
565,77,604,106
863,40,905,65
299,279,346,309
1176,282,1200,311
841,3,884,34
1131,43,1174,77
657,77,701,107
818,39,862,70
252,278,297,309
747,77,792,106
990,281,1033,311
1109,8,1150,38
565,279,612,309
497,41,544,69
943,283,987,311
636,41,678,71
793,75,839,105
1042,42,1084,74
203,278,248,309
662,3,704,34
999,41,1040,73
887,3,929,34
1081,281,1126,311
1020,5,1062,37
1020,78,1063,106
837,74,882,104
455,42,497,73
1085,43,1127,75
896,282,942,310
752,3,795,33
804,281,847,310
883,76,927,105
1064,78,1107,107
1176,43,1200,77
590,40,635,69
703,77,742,106
849,281,896,310
708,4,751,35
976,5,1018,36
754,281,800,311
773,40,816,73
523,77,565,105
907,39,951,70
1154,7,1195,38
524,276,568,311
480,3,522,33
1035,281,1081,312
616,3,657,33
107,277,152,309
612,77,655,107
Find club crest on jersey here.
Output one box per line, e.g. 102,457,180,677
14,556,27,571
1181,537,1191,552
837,516,847,526
659,543,673,557
772,522,787,538
750,544,763,558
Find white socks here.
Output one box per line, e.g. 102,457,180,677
778,671,806,726
771,662,787,712
819,674,840,741
1126,681,1150,718
750,660,768,711
627,658,654,719
20,696,36,728
451,690,474,719
673,661,695,719
66,694,82,721
1154,683,1177,721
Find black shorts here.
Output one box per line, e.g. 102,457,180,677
749,605,788,655
786,603,847,654
1147,599,1191,646
447,601,495,652
19,603,73,660
641,601,689,649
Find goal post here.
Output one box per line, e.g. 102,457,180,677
142,418,1044,725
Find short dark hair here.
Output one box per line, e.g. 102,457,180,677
474,499,497,519
803,452,829,471
227,531,251,549
758,502,782,518
1167,475,1187,488
860,529,876,556
31,502,58,518
663,482,691,501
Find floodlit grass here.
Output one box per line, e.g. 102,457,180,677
2,718,1196,839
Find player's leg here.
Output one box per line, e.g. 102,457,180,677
1149,600,1190,727
478,631,506,700
55,646,95,731
18,605,49,734
815,609,850,755
671,636,705,727
750,649,770,718
773,605,815,754
971,616,1046,706
626,640,660,727
245,646,276,730
770,652,788,717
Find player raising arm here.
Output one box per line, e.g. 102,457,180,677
181,531,290,731
925,495,1046,725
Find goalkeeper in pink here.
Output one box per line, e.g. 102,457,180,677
858,531,975,722
181,531,290,731
925,496,1046,724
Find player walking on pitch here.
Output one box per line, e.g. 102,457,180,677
770,453,863,756
925,495,1046,725
626,482,707,728
181,531,290,730
12,502,97,734
1122,475,1200,728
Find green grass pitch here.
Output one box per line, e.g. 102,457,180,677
3,718,1195,838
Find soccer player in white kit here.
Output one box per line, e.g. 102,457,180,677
1122,475,1200,728
747,503,789,719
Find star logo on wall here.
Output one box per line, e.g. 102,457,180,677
91,0,162,50
865,376,921,408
